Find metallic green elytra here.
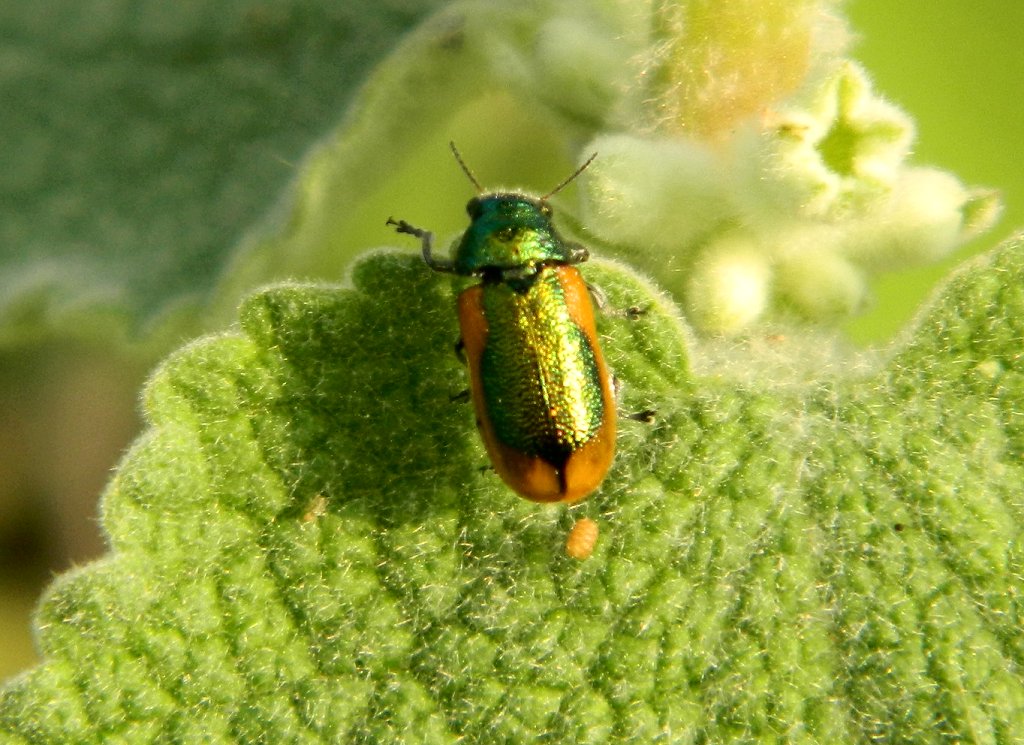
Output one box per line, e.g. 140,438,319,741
388,143,616,502
479,268,605,463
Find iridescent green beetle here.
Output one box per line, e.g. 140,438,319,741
389,144,615,503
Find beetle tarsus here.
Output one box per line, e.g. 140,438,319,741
386,216,424,237
628,409,657,424
389,216,456,274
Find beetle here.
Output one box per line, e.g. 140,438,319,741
388,143,615,503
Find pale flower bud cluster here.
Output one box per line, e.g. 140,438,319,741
284,0,1001,338
576,63,999,333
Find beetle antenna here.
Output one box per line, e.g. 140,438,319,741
449,141,484,193
541,152,598,201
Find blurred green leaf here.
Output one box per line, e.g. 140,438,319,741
0,0,447,342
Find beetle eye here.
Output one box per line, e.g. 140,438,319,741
466,198,481,217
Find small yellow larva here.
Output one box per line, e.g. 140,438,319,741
565,517,599,560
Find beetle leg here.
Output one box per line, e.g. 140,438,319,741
386,217,456,273
611,374,657,423
627,409,657,423
565,241,590,264
585,281,608,311
447,339,470,402
581,272,652,318
587,281,647,319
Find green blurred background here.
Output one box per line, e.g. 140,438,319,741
1,1,1021,682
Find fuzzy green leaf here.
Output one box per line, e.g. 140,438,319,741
2,236,1023,741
